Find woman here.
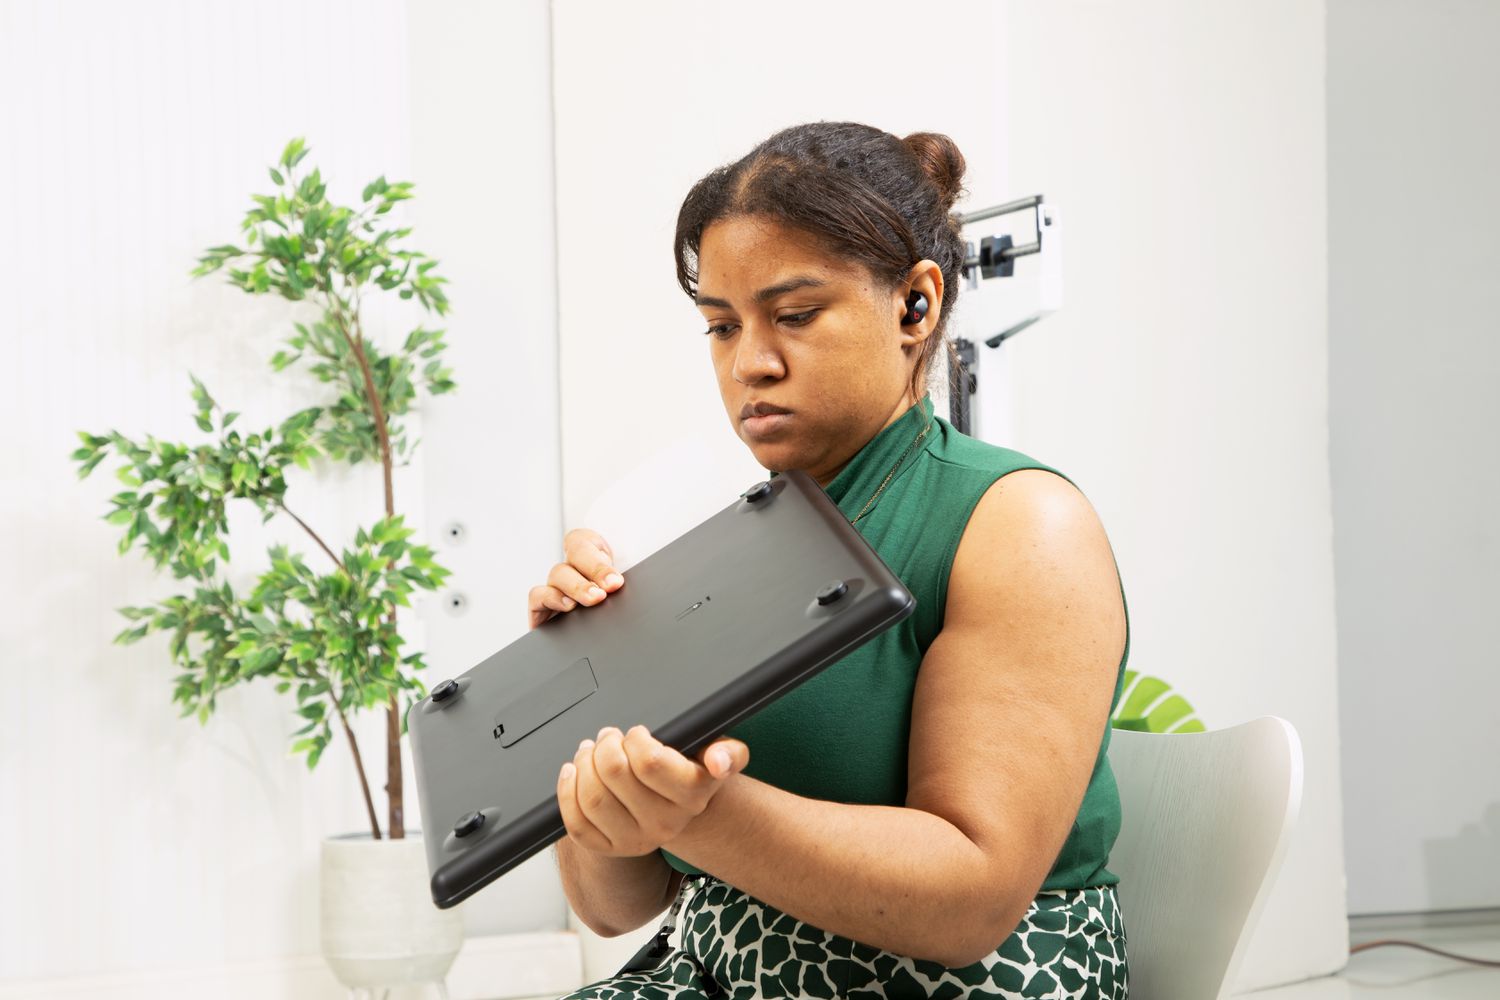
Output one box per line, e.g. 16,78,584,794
530,122,1131,999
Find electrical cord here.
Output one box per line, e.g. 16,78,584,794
1349,938,1500,968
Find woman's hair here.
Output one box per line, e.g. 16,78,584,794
674,121,969,403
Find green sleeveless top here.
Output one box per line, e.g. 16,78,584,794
660,393,1130,891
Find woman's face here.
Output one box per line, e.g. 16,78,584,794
694,214,941,487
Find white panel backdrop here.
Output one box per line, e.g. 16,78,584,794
406,0,571,939
551,0,1348,992
1000,2,1348,989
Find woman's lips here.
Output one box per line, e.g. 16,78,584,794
743,412,792,439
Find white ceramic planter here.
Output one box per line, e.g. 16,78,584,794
320,831,465,994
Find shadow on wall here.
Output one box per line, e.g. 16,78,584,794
1424,801,1500,912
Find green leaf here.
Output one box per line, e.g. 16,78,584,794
246,646,281,673
77,452,108,478
279,137,306,169
269,167,285,185
113,623,150,644
1111,671,1206,734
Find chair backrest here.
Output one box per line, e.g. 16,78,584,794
1106,715,1303,1000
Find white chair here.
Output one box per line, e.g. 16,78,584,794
1106,715,1304,1000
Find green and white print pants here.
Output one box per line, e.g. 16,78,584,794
557,873,1128,999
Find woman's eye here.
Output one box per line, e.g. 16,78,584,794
702,311,816,339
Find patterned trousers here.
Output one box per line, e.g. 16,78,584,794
557,873,1128,999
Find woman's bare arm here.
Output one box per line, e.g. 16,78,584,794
661,469,1126,967
554,838,681,937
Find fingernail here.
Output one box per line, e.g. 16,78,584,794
588,586,605,600
579,738,594,751
561,597,575,609
560,762,574,779
711,749,729,771
605,573,623,588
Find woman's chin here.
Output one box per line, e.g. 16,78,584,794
742,438,800,472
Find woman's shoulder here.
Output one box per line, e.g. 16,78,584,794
940,440,1122,638
925,415,1077,491
923,419,1112,595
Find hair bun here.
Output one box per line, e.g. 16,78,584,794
902,131,968,210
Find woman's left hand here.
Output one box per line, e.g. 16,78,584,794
558,724,750,859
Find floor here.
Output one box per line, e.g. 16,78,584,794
1235,913,1500,999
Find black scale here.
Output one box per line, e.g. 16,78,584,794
408,469,915,909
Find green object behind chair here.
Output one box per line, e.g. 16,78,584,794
1111,671,1206,733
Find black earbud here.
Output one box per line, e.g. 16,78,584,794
901,290,928,326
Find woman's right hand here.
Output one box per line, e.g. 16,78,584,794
528,528,625,630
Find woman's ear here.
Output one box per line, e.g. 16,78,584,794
896,259,944,343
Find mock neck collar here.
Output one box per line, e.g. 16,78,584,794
816,393,935,518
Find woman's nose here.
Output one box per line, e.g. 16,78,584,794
730,322,784,383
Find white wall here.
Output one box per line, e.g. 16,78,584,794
406,0,570,937
550,0,1013,544
0,0,562,987
553,0,1348,992
1001,2,1348,989
1328,0,1500,916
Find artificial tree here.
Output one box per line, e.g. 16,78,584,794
71,138,454,840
